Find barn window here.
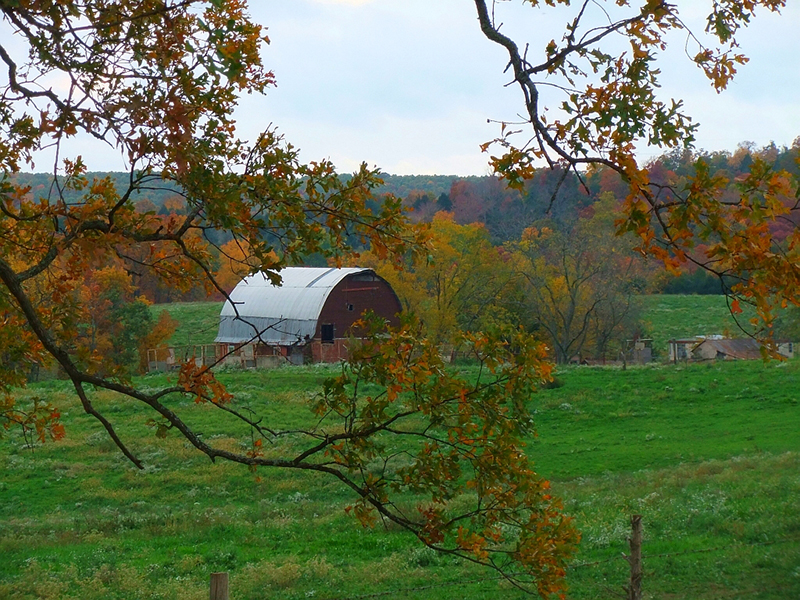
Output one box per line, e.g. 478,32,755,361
321,324,334,343
347,303,354,311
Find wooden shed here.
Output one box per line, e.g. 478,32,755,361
668,337,703,363
692,337,763,361
215,267,401,365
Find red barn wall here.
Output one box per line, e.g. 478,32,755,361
315,272,401,346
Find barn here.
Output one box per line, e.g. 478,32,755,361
214,267,402,366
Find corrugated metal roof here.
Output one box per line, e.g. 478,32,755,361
694,338,763,360
215,267,371,345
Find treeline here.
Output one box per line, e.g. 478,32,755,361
10,141,800,305
394,141,800,242
355,141,800,361
360,196,654,364
10,171,184,208
9,141,798,367
387,142,800,295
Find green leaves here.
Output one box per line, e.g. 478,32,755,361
311,313,576,595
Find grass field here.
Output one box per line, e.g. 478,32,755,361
638,294,758,357
1,296,798,599
152,301,223,347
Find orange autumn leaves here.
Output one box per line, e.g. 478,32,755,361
477,0,798,336
316,314,577,597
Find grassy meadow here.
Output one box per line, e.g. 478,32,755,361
638,295,758,357
152,302,223,347
1,296,799,599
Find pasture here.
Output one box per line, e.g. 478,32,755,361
1,296,799,599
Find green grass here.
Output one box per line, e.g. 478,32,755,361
639,294,758,357
150,301,223,347
2,359,799,599
533,360,799,479
537,361,800,598
3,295,797,598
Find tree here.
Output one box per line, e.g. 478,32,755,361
0,2,576,595
213,238,277,295
474,0,800,337
364,212,519,347
75,265,177,376
512,196,647,363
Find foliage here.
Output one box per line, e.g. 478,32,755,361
11,138,799,258
312,314,577,593
212,238,273,295
139,309,179,374
511,196,649,363
364,213,518,346
77,266,175,378
0,1,575,592
475,0,800,336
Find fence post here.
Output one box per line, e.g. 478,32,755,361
210,572,229,600
625,515,643,600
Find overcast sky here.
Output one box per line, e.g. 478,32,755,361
8,0,800,175
242,0,800,175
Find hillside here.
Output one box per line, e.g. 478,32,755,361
639,295,758,356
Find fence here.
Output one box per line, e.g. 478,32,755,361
147,344,218,372
205,516,799,600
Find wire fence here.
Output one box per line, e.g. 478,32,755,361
311,529,800,600
204,525,800,600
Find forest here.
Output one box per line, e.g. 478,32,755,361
11,141,798,369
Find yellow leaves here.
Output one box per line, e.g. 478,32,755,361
490,148,537,191
694,49,749,92
178,360,232,405
456,526,489,560
365,214,515,347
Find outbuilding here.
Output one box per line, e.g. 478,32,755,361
668,337,703,363
692,337,763,361
214,267,401,366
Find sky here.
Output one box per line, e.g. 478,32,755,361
243,0,800,175
6,0,800,176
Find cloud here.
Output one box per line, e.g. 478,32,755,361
309,0,374,6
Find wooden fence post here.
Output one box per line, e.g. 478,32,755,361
625,515,643,600
210,572,229,600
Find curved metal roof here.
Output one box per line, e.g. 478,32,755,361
215,267,372,345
